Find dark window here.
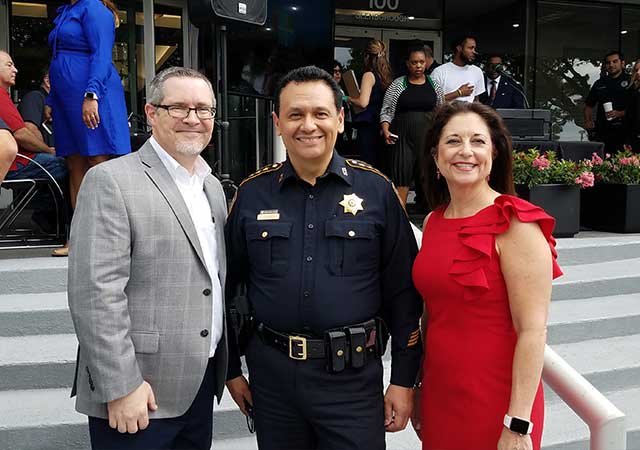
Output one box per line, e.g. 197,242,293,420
535,0,618,140
223,0,333,181
443,0,526,83
622,6,640,70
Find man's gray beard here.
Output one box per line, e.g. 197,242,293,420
175,141,205,156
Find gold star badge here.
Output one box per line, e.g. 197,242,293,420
339,193,364,216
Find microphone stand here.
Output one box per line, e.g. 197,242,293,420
498,70,530,109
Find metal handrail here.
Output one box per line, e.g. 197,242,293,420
543,346,626,450
410,224,626,449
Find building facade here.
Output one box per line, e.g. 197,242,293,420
2,0,640,182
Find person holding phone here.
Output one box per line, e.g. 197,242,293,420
380,44,443,207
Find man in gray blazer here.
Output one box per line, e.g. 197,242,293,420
68,67,228,450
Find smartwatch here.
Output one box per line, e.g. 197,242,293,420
84,92,99,101
503,414,533,435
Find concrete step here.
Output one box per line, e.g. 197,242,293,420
0,292,73,336
0,388,88,450
213,427,421,450
0,385,248,450
0,334,77,390
0,257,67,295
547,293,640,344
545,334,640,404
542,386,640,450
1,355,636,450
552,257,640,301
555,235,640,266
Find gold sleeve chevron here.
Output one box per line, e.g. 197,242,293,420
407,328,421,347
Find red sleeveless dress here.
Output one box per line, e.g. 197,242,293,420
412,195,563,450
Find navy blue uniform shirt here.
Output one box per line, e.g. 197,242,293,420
18,88,55,147
225,152,423,387
585,73,631,131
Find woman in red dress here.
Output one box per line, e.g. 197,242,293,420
411,102,562,450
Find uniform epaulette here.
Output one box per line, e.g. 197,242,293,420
345,159,390,183
239,162,283,187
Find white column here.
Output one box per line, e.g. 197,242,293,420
143,0,155,95
273,126,286,163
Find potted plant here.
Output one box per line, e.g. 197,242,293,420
581,151,640,233
513,149,594,238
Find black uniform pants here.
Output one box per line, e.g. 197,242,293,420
596,126,626,154
246,334,386,450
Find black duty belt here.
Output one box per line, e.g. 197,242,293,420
256,318,386,372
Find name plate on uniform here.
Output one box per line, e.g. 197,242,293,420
257,210,280,221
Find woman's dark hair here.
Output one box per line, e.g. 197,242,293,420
363,39,393,90
406,42,428,60
422,102,515,210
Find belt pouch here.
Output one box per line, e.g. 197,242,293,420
347,326,367,368
325,331,347,373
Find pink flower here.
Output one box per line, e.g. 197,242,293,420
532,156,550,170
620,157,633,166
575,171,595,188
591,153,603,165
605,153,611,159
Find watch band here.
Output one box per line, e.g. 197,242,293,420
503,414,533,435
84,92,98,100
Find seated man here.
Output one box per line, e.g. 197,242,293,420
1,50,67,232
0,117,18,182
17,65,54,147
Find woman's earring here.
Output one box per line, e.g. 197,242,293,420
436,168,441,180
486,174,491,182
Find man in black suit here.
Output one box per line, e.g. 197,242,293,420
479,54,525,109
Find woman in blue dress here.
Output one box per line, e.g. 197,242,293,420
48,0,131,253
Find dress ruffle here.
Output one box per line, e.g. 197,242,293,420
448,195,563,300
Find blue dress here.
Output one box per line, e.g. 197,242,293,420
48,0,131,157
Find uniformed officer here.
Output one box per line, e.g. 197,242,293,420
584,50,631,152
224,66,423,450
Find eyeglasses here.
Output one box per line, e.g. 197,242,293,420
153,104,216,120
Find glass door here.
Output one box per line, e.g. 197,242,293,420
334,26,382,73
334,26,440,78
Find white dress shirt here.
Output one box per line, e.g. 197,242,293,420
150,136,224,358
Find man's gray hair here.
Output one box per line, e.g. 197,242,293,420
147,67,215,106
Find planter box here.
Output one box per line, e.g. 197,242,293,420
515,184,580,238
581,184,640,233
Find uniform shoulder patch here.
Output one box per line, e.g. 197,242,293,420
345,159,390,183
239,162,283,187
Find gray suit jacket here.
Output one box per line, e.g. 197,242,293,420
68,141,228,419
